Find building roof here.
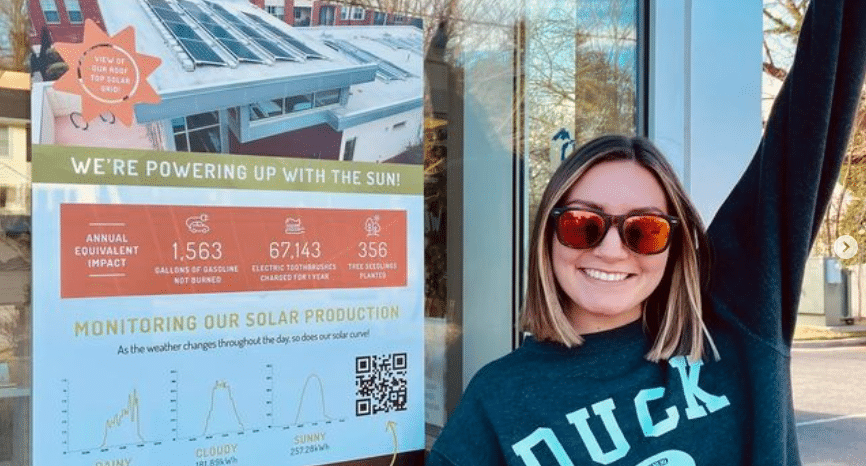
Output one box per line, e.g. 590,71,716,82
93,0,421,125
0,71,30,123
0,71,30,91
303,25,423,129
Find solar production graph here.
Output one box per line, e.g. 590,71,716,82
265,364,348,430
172,364,268,441
60,378,168,454
60,363,350,455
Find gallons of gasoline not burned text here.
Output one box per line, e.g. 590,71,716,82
61,204,407,297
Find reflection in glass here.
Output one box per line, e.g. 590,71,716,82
188,127,221,153
526,0,637,222
186,111,220,129
419,0,640,448
174,133,188,151
171,117,186,133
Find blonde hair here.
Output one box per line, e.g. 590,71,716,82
521,135,715,362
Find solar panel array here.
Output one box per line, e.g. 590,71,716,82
375,35,422,54
178,0,264,63
204,1,299,61
144,0,226,66
323,39,413,81
242,12,325,60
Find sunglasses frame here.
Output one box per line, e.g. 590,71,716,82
550,206,680,255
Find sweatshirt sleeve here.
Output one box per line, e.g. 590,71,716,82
706,0,866,347
427,373,510,466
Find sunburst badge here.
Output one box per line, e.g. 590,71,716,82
53,19,162,126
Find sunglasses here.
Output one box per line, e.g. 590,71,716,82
550,206,680,255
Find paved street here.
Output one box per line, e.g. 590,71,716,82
792,344,866,466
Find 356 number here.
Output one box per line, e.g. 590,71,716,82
358,241,388,258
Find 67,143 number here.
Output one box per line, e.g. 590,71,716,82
269,241,322,259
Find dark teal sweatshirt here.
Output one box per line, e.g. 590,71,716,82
427,1,866,465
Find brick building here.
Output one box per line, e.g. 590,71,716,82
27,0,105,44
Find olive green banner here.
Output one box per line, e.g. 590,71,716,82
32,145,422,194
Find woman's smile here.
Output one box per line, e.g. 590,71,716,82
580,268,634,282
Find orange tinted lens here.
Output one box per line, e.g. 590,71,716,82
557,211,605,248
623,215,671,254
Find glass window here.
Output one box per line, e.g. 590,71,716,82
319,6,335,25
250,101,281,120
173,111,221,153
171,117,186,133
351,7,365,21
186,111,219,129
40,0,60,23
343,137,357,161
188,127,221,152
286,94,313,113
266,6,284,21
0,109,31,466
314,89,340,107
526,0,638,220
293,7,311,26
5,0,647,459
248,89,341,121
250,103,266,121
65,0,83,23
420,0,642,448
0,127,9,158
174,132,188,151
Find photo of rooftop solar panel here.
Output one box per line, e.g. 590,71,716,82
323,39,414,81
242,12,326,60
143,0,227,67
203,0,299,61
177,0,265,64
374,35,423,54
32,0,424,164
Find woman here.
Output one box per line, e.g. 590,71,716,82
427,1,866,465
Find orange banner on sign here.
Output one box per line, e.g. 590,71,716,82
60,204,407,298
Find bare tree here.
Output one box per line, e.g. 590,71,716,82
762,0,806,81
525,0,637,218
0,0,29,72
764,0,866,321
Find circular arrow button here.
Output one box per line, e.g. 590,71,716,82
834,235,858,260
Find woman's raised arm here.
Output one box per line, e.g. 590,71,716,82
707,0,866,348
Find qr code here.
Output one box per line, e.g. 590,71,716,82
355,353,408,416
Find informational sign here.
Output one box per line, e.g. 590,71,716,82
30,1,425,465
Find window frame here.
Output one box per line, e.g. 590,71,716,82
172,111,221,153
266,5,285,20
0,127,10,159
64,0,83,23
40,0,61,24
